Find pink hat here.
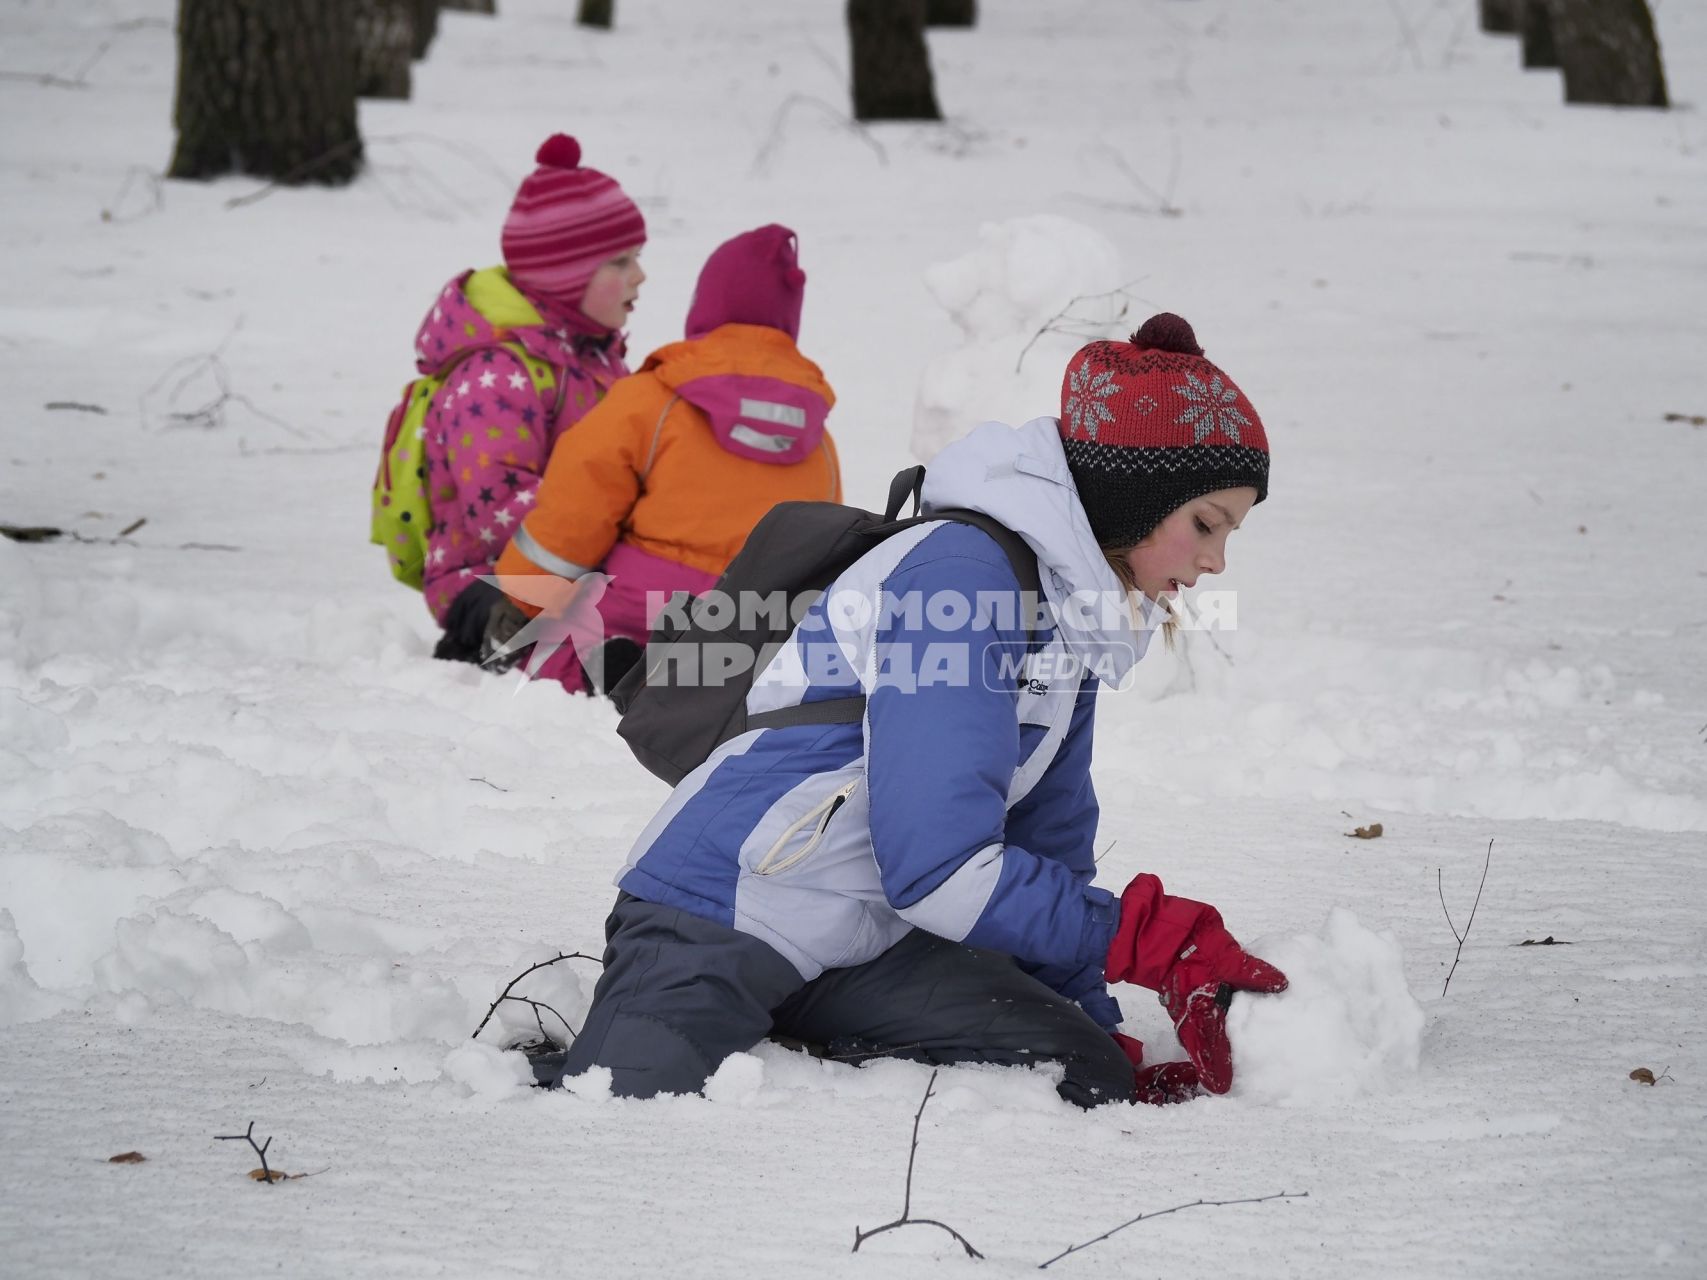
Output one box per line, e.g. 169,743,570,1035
684,224,806,341
501,135,646,309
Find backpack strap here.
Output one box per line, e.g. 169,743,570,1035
885,465,927,520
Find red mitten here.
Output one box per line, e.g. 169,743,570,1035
1134,1061,1201,1106
1109,1031,1147,1073
1104,873,1287,1094
1110,1031,1200,1106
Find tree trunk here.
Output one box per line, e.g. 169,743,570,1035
925,0,975,26
577,0,613,29
848,0,942,122
442,0,495,11
1550,0,1667,107
1479,0,1518,35
411,0,440,58
1521,0,1558,69
356,0,413,100
167,0,362,185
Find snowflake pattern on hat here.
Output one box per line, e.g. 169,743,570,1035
1063,361,1120,440
1056,316,1269,548
1175,370,1251,444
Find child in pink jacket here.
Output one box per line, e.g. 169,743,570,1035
411,134,647,662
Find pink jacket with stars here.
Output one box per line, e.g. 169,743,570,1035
415,267,629,624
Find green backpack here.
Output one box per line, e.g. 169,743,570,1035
370,341,565,589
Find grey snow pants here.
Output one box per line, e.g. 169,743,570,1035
554,893,1136,1108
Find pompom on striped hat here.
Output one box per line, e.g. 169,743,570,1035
500,134,646,316
1058,313,1269,549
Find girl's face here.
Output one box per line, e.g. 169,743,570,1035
1121,486,1259,603
580,245,646,328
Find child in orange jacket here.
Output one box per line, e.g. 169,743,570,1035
491,225,840,693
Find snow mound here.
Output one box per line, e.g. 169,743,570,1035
0,908,71,1026
911,215,1128,461
1229,908,1425,1104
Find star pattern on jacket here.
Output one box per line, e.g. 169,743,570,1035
413,275,625,628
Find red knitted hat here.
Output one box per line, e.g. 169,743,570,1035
684,224,806,341
500,135,646,311
1059,313,1269,548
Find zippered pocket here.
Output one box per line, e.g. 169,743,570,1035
754,780,858,876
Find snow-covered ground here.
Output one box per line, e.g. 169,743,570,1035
3,1,1705,1275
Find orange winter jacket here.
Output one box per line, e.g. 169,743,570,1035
495,323,839,594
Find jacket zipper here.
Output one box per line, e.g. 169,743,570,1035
755,780,857,876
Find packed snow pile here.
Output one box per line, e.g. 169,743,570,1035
911,215,1129,461
1228,908,1425,1105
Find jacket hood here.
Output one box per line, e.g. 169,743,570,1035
413,268,620,378
644,324,834,466
920,417,1154,685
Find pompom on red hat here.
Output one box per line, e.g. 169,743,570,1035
684,224,806,341
501,134,646,312
1059,313,1269,548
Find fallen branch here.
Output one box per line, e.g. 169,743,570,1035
470,951,601,1043
214,1121,276,1185
0,525,62,543
852,1069,983,1259
222,138,365,209
1039,1191,1308,1269
1438,838,1493,997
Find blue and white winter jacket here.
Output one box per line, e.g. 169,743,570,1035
616,418,1153,1030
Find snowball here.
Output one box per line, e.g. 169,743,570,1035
442,1040,533,1098
1228,908,1424,1104
704,1051,766,1104
562,1064,612,1102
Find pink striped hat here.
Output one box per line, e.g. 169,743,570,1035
501,135,646,311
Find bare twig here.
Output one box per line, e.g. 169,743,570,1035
1015,278,1149,374
214,1121,275,1185
1,19,159,89
226,132,518,214
1199,624,1236,667
1438,838,1493,997
141,317,309,443
1039,1191,1309,1268
470,952,602,1043
751,94,887,178
1066,139,1184,219
469,776,510,792
222,139,365,209
0,69,90,89
1384,0,1424,69
0,38,109,90
44,401,108,414
852,1069,984,1259
101,166,165,223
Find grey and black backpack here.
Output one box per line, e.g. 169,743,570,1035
610,465,1041,785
